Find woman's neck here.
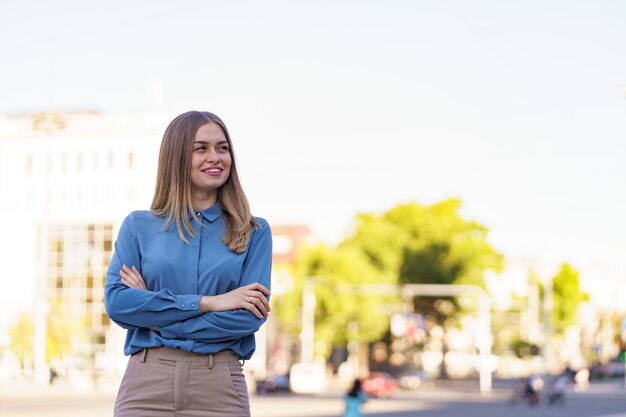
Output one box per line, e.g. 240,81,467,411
191,193,218,212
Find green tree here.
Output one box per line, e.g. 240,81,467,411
274,244,397,359
274,198,503,359
347,199,503,318
46,300,73,363
346,199,503,285
551,263,588,336
8,301,79,369
8,315,34,369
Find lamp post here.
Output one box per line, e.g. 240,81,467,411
340,283,493,394
402,284,492,394
542,277,554,374
300,279,317,363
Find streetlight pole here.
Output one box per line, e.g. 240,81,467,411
340,283,493,394
542,277,553,374
402,284,492,395
300,279,316,363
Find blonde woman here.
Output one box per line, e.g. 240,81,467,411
105,111,272,417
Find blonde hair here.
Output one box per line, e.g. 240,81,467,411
151,111,258,253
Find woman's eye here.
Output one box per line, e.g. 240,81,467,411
194,145,207,152
218,146,229,152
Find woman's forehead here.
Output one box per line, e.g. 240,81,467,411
195,122,227,141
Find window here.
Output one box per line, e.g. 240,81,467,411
42,222,115,353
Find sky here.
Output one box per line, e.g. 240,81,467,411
1,0,625,287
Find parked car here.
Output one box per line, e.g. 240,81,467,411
256,374,290,394
588,362,624,380
397,370,429,390
362,372,398,397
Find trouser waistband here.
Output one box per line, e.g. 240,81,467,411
133,347,240,369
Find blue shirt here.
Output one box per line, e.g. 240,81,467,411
104,203,272,359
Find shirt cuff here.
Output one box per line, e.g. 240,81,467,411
159,295,201,339
175,294,202,313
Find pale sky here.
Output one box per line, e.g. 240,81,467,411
2,0,625,283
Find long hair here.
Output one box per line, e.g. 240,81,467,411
150,110,258,253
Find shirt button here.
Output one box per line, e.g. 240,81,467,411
191,303,196,308
180,304,185,308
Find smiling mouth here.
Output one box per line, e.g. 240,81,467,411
202,167,223,174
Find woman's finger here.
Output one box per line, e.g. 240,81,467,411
245,298,263,319
120,269,136,284
120,265,146,289
121,273,139,289
250,290,271,312
244,295,269,318
130,266,147,289
243,282,271,296
120,274,136,288
120,269,134,284
252,297,269,317
121,266,136,282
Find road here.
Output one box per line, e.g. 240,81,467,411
2,381,625,417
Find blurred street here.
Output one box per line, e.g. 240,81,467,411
2,379,625,417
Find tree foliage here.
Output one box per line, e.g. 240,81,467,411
7,301,77,369
46,300,73,363
274,198,503,359
551,263,588,336
274,244,397,358
346,199,503,318
8,315,34,368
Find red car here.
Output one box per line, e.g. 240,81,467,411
362,372,398,397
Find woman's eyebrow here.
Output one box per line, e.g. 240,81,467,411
193,140,228,145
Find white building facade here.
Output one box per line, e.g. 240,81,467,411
0,111,165,384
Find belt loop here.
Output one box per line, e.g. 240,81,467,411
208,354,214,370
139,348,148,363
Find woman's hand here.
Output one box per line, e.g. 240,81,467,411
201,283,271,319
120,265,147,290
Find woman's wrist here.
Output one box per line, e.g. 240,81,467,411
200,295,214,313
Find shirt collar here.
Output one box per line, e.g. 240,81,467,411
188,202,222,223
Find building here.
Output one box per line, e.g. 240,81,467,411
271,225,313,266
0,110,164,383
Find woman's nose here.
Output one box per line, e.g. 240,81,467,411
205,149,219,162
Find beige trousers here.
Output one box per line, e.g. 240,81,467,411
114,347,250,417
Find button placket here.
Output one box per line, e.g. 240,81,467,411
186,219,201,295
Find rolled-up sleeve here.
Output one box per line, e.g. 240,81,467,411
159,219,272,342
105,213,203,329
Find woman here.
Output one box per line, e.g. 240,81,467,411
105,111,272,417
343,379,367,417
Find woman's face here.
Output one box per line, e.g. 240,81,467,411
189,122,232,205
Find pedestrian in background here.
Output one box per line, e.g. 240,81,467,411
548,372,568,406
105,110,272,417
343,378,367,417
